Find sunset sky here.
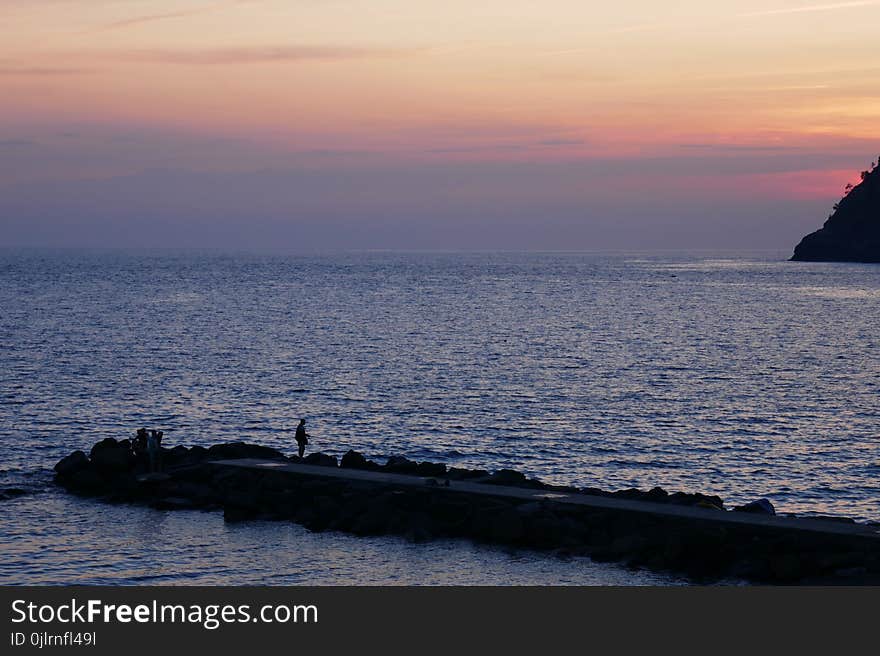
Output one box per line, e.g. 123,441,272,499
2,1,879,249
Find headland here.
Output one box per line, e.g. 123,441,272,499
792,159,880,262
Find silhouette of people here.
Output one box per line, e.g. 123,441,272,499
147,430,161,472
134,428,148,455
295,419,310,458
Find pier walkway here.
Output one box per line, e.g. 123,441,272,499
213,459,880,542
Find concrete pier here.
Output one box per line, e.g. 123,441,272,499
213,458,880,543
53,439,880,584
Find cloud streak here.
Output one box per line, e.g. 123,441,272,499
100,8,214,31
0,139,36,148
106,45,414,65
0,66,90,76
740,1,880,18
96,1,254,31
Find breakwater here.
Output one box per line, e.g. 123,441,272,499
54,439,880,584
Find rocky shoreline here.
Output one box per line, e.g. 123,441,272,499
54,438,880,584
791,158,880,262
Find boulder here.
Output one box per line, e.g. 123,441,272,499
68,468,105,491
486,469,527,486
733,498,776,515
303,452,338,468
163,445,191,467
668,492,725,509
174,482,217,504
403,512,434,543
152,497,199,511
223,506,256,522
350,496,395,535
415,461,447,477
522,513,566,548
188,445,208,461
90,443,134,473
89,437,120,459
54,450,89,477
580,486,609,498
486,507,525,543
446,467,490,480
384,455,419,474
644,486,669,502
340,450,380,471
223,488,260,511
611,488,645,501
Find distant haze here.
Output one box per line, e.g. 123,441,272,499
2,1,879,250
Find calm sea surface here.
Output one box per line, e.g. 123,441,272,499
1,250,879,584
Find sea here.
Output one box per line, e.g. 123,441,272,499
1,250,878,585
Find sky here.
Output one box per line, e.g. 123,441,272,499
1,0,879,250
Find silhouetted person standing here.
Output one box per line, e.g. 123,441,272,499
295,419,310,458
147,430,160,472
134,428,148,455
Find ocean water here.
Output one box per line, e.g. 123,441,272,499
1,250,879,585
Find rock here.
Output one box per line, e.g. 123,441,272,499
54,450,89,477
644,486,668,502
612,488,647,501
446,467,490,480
470,503,524,543
89,437,119,458
770,553,803,582
403,512,433,543
415,461,447,477
206,442,288,462
485,469,527,486
223,489,260,511
163,445,191,467
340,450,380,471
734,499,776,515
580,486,609,498
668,491,725,509
189,445,208,459
486,507,525,543
384,455,419,474
223,506,255,522
516,501,544,516
152,497,199,511
68,468,105,491
137,472,172,484
303,452,338,468
792,159,880,262
351,507,389,536
313,495,340,519
174,482,216,504
90,443,134,473
607,535,651,558
523,514,566,548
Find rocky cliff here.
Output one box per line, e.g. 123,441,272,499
791,160,880,262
